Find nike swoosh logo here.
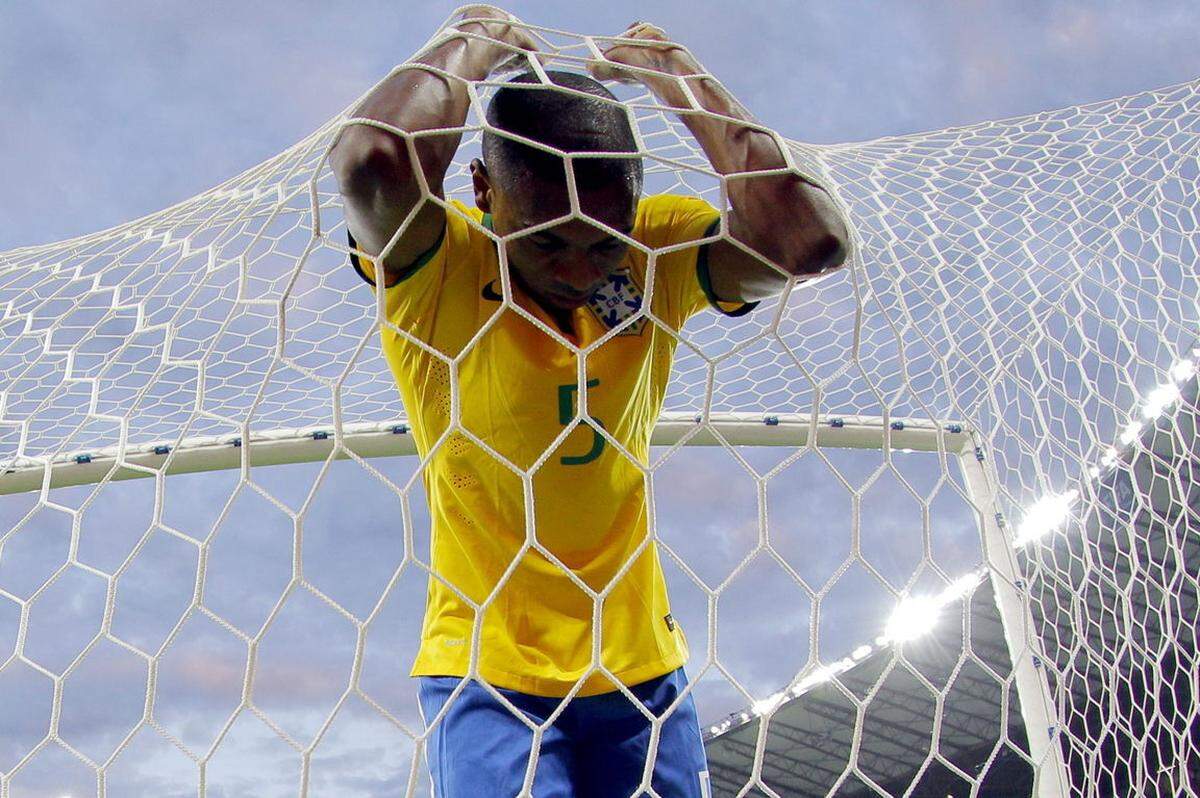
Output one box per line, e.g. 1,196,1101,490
481,280,503,302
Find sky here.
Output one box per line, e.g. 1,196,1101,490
2,2,1200,797
5,0,1200,250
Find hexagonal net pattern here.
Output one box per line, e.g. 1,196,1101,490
0,16,1198,798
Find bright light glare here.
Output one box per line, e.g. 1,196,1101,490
942,573,981,601
797,665,837,692
884,596,939,643
1172,358,1195,382
752,692,785,716
1119,420,1143,445
1142,383,1182,419
1014,490,1078,545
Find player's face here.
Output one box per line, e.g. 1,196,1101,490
488,173,637,311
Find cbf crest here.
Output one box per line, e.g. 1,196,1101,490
587,268,647,336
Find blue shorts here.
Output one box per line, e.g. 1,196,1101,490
417,668,711,797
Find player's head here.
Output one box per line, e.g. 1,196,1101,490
472,70,643,310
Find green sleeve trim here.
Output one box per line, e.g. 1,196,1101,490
696,219,760,318
347,225,446,289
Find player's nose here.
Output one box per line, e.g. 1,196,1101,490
559,253,606,295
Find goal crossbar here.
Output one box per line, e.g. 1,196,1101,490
0,413,971,496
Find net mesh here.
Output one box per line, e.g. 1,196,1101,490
0,16,1197,798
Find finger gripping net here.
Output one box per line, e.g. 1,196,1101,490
0,16,1197,798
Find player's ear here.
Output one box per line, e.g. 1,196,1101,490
470,158,494,213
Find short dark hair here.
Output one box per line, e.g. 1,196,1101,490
482,70,643,196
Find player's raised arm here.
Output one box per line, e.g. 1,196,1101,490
591,23,850,305
330,6,537,286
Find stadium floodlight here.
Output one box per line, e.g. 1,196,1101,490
1119,421,1143,445
883,595,941,643
1142,384,1182,419
750,693,786,717
1171,358,1195,383
1014,491,1079,547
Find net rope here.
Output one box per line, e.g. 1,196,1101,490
0,14,1197,798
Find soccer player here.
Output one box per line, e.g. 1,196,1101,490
331,7,848,796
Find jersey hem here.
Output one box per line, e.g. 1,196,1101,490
410,650,689,698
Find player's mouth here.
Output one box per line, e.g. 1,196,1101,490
545,288,596,306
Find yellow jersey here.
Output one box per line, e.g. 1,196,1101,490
351,194,757,697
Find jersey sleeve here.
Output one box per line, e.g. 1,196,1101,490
347,200,479,330
637,194,760,330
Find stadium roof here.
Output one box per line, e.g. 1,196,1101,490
703,578,1032,797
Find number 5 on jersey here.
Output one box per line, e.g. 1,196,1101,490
557,379,606,466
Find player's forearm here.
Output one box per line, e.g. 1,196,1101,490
643,60,849,274
331,31,509,203
637,59,776,176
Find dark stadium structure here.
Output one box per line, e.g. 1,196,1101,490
703,365,1198,797
1024,366,1199,795
703,578,1035,797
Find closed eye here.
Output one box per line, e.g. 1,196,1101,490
528,235,565,252
592,237,625,252
525,233,627,252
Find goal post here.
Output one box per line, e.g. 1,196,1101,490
956,436,1070,798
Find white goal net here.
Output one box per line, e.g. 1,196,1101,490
0,16,1197,798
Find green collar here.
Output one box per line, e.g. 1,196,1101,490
482,213,494,231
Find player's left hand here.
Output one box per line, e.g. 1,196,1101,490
589,22,700,83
